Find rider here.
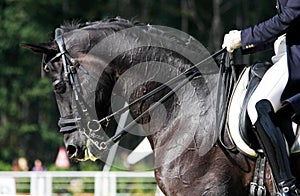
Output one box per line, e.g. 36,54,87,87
222,0,300,195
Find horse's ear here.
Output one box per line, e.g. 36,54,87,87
21,43,57,54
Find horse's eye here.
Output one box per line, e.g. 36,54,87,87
53,80,67,94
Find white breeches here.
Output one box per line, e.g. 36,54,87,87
247,35,289,123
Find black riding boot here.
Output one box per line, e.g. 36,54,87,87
254,99,299,196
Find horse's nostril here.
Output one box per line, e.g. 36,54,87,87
66,145,77,159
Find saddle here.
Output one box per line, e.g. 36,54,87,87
227,61,300,157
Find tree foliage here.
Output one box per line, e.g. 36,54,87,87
0,0,275,169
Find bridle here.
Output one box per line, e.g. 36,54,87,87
43,36,80,132
44,34,228,156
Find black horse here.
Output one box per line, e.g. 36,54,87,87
23,17,299,195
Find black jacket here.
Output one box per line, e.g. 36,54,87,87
241,0,300,114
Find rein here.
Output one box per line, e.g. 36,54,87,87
88,48,227,133
48,35,227,155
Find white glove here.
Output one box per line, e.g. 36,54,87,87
222,30,242,53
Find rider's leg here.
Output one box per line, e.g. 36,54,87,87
247,55,298,195
275,103,296,148
254,100,297,194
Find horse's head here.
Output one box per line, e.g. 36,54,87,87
23,41,92,161
23,22,115,161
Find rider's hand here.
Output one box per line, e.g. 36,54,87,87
222,30,242,53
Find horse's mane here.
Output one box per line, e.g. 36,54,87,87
60,17,144,33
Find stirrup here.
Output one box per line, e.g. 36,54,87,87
278,181,300,196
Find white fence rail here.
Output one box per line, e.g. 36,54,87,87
0,171,164,196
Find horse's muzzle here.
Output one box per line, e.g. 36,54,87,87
66,144,86,159
63,131,87,160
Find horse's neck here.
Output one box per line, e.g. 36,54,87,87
139,81,218,168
